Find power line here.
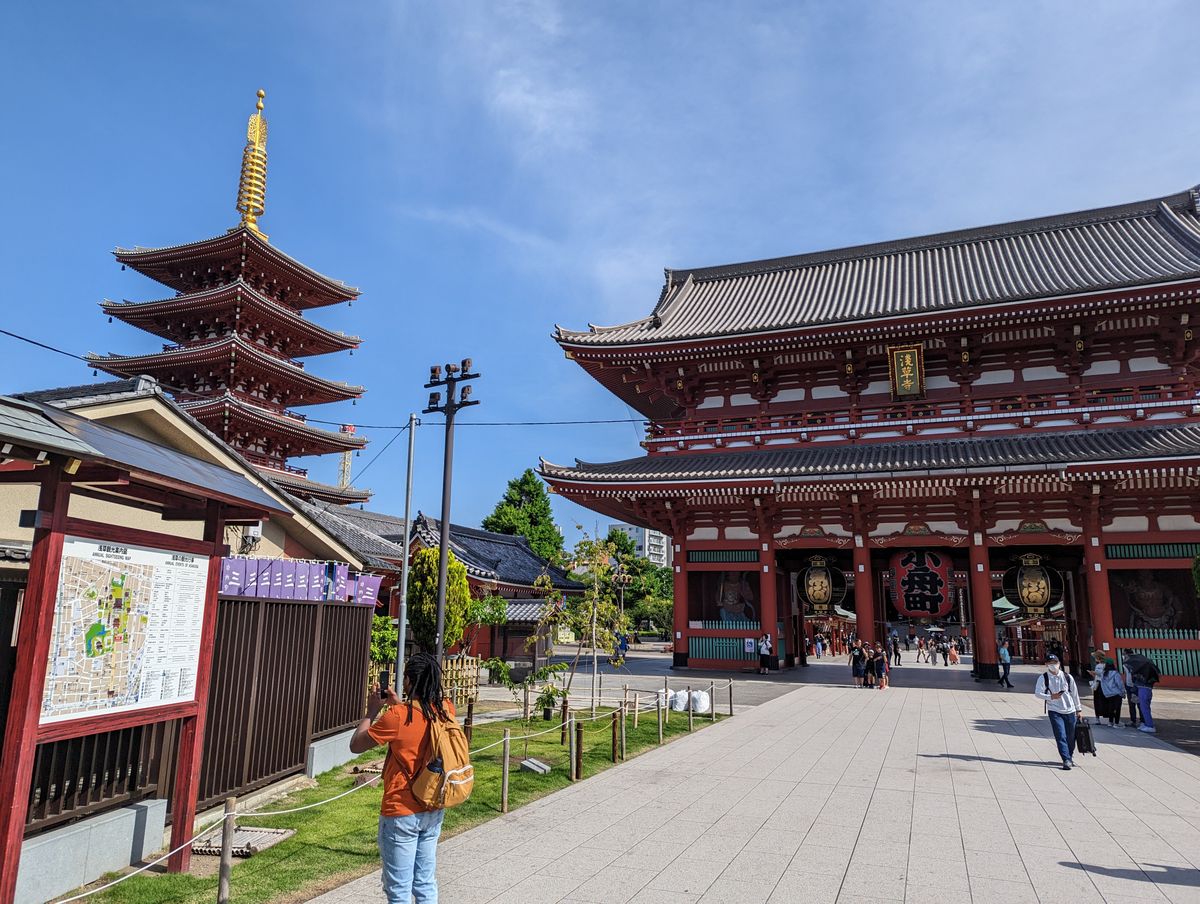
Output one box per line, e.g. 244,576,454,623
0,326,649,430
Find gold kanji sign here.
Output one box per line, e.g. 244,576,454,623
887,345,925,399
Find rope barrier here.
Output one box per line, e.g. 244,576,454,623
243,775,381,817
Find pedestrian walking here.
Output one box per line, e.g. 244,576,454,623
849,639,867,688
940,641,950,666
872,643,889,690
815,634,824,658
864,645,877,688
904,634,912,652
997,640,1014,688
349,652,456,904
1123,660,1142,728
1033,653,1082,770
1125,653,1161,734
1099,658,1124,727
948,643,960,665
1087,651,1108,723
916,637,927,663
758,632,773,675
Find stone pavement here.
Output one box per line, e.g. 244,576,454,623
311,663,1200,904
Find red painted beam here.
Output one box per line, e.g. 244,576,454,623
35,702,198,745
0,470,70,904
167,504,225,873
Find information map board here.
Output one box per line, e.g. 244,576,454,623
40,536,210,725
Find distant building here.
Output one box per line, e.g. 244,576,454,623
610,523,673,567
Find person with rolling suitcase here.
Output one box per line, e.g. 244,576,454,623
1034,654,1083,770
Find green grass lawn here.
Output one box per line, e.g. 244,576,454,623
77,704,725,904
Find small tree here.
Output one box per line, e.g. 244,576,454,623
482,469,565,562
463,592,508,654
369,614,399,665
407,547,470,653
605,526,637,561
535,532,627,714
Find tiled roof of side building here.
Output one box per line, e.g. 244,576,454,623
18,377,155,406
540,423,1200,483
414,514,578,590
291,497,407,571
556,187,1200,346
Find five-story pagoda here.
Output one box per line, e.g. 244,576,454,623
88,90,370,504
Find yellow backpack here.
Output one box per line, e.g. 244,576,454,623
407,712,474,810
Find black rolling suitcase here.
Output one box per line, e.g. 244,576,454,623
1075,717,1097,757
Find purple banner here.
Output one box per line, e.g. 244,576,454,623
279,560,297,599
220,558,245,596
255,561,278,598
295,562,310,599
356,574,383,607
308,562,327,601
242,559,261,597
332,563,349,601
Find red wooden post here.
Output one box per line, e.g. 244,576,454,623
672,542,687,667
968,537,999,679
759,545,778,671
167,504,226,872
852,542,876,645
0,469,71,904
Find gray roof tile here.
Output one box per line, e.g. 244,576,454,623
557,189,1200,346
540,424,1200,482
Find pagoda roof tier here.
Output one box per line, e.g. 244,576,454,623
259,467,372,504
556,186,1200,349
178,393,367,458
114,227,359,310
100,281,361,357
540,422,1200,485
85,335,364,407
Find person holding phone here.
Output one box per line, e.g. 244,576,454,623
350,652,456,903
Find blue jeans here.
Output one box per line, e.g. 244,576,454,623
379,810,445,903
1047,710,1077,763
999,662,1012,685
1137,686,1154,729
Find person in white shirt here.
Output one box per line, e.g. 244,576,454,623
1034,654,1082,770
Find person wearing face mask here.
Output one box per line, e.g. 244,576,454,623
1034,654,1082,770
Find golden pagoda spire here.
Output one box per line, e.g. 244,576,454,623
236,89,269,240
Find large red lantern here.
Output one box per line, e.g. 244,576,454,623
890,549,953,619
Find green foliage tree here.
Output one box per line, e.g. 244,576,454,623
482,469,565,562
407,547,470,653
463,592,508,652
630,596,673,637
605,526,637,561
369,614,399,665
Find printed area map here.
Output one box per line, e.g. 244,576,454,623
40,537,210,724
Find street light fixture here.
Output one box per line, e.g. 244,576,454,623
424,358,480,664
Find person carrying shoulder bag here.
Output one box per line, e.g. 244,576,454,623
1034,653,1082,770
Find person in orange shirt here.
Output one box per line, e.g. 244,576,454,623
350,652,456,904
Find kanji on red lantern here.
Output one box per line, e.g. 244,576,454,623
890,549,953,618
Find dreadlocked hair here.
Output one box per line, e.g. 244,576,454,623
403,652,450,725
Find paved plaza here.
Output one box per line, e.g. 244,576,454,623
313,662,1200,904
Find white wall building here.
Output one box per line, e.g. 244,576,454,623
609,523,673,567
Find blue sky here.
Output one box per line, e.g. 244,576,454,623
2,2,1199,546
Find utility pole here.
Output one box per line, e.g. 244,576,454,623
394,413,419,693
424,359,480,664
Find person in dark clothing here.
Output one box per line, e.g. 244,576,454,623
849,639,867,688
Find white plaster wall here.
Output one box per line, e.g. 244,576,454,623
1159,514,1200,530
1105,516,1150,532
773,388,806,403
1128,356,1167,373
687,527,718,541
925,375,956,390
696,395,725,409
975,369,1015,386
811,385,844,399
860,380,891,396
1022,366,1065,381
724,526,756,540
1083,360,1121,376
729,393,756,406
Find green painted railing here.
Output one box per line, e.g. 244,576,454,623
689,636,757,661
1105,543,1200,559
1116,647,1200,678
1114,628,1200,641
700,619,760,631
687,549,760,563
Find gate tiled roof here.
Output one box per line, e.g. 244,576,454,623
556,188,1200,347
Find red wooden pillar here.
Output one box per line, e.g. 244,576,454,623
0,469,71,904
852,541,876,644
672,540,688,667
1083,537,1115,660
968,536,999,679
167,504,226,872
760,540,778,670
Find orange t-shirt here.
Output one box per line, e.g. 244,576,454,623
368,699,457,817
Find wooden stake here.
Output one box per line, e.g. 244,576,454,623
560,697,569,745
575,720,584,779
523,685,530,721
567,716,576,781
709,680,716,722
611,709,619,763
217,797,236,904
729,680,735,717
501,729,511,813
657,694,664,745
619,703,627,760
465,699,475,742
687,685,694,732
633,692,639,728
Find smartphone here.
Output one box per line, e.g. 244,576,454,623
379,670,390,699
